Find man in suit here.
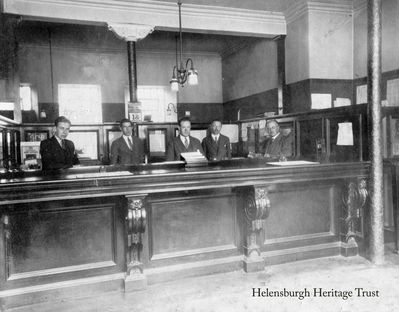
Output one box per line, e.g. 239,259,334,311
167,117,204,161
40,116,80,170
110,118,144,165
202,119,231,161
262,119,292,159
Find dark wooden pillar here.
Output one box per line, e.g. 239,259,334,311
127,41,138,104
276,35,286,115
107,23,154,135
367,0,384,264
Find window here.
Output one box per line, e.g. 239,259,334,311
58,84,102,124
20,85,32,110
125,86,176,122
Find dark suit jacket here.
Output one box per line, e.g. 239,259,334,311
167,136,204,161
202,134,231,161
40,136,80,170
261,133,292,159
110,136,144,165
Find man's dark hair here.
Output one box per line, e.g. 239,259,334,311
179,117,191,126
211,119,222,125
54,116,71,126
119,118,133,127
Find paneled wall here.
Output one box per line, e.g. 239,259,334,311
222,39,279,121
17,22,223,124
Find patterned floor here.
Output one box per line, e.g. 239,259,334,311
9,244,399,312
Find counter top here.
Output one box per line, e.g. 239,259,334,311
0,159,370,205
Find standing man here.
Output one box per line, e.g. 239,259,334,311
40,116,80,170
262,119,292,159
110,118,144,165
167,117,204,160
202,119,231,161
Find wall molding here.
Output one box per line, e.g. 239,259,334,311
285,0,354,24
8,261,116,281
3,0,286,37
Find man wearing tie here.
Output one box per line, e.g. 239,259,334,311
40,116,80,170
202,119,231,161
262,119,292,159
167,117,204,160
110,118,144,165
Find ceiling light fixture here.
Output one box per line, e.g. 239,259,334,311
170,1,198,92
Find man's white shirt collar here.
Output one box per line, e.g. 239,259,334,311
54,136,63,146
123,135,133,147
212,134,220,141
180,135,189,145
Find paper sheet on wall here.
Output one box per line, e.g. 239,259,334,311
387,78,399,107
241,124,248,142
391,118,399,156
259,120,266,129
149,131,165,152
334,98,351,107
221,124,239,143
311,93,332,109
356,84,367,104
337,122,354,146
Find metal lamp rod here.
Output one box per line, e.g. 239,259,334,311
178,1,184,71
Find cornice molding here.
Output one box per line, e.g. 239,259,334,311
3,0,286,36
107,23,154,42
19,43,220,58
353,0,367,14
285,0,354,24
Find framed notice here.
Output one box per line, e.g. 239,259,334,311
147,128,167,156
25,130,49,142
68,130,99,160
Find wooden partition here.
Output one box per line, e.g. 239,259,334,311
237,104,370,161
0,161,371,308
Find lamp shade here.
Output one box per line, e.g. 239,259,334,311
170,79,179,92
187,70,198,85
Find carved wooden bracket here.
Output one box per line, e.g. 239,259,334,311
243,186,271,259
342,178,368,244
126,196,147,276
107,23,154,42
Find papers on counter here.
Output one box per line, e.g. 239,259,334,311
267,160,319,166
74,171,133,179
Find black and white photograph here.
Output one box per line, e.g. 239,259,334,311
0,0,399,311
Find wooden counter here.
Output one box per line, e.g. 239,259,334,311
0,160,371,309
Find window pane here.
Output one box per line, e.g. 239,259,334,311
20,85,32,111
59,84,102,124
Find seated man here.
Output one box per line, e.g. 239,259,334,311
202,119,231,161
40,116,80,170
261,119,293,159
110,118,144,165
167,117,204,161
